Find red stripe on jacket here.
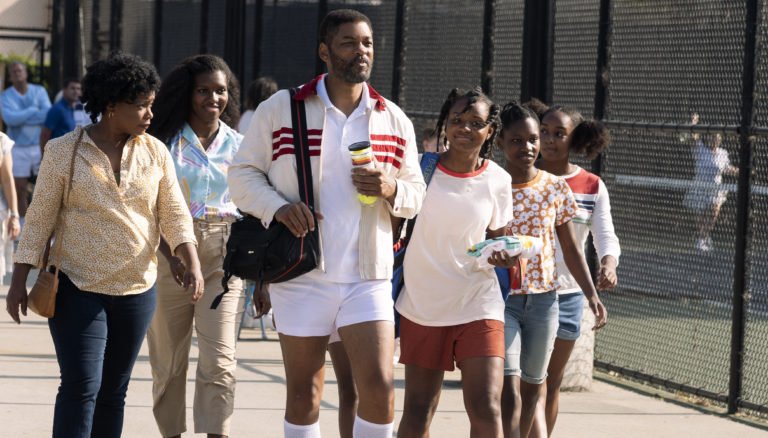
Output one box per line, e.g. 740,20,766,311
272,127,323,139
374,154,402,169
273,148,321,160
370,134,406,146
372,143,405,158
272,137,322,149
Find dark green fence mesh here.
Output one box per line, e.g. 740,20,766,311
595,0,749,409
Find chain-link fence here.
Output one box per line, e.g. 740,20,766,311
595,0,744,410
52,0,768,419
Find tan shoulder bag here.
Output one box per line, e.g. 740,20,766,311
27,129,83,318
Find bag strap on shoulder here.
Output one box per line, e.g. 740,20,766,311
289,87,315,210
400,152,441,249
420,152,439,185
41,128,83,272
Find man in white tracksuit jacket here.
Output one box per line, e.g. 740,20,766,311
228,9,425,438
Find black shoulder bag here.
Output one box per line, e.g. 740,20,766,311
213,88,320,309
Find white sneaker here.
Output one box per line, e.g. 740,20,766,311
241,304,259,328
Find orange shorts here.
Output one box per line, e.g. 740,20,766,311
399,317,505,371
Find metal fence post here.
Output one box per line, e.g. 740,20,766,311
90,0,102,63
728,0,759,416
520,0,554,103
109,0,122,51
153,0,163,69
592,0,611,133
50,0,62,93
582,0,613,280
390,0,407,105
252,0,265,78
63,0,81,80
200,0,209,54
315,0,328,76
481,0,496,96
224,0,247,83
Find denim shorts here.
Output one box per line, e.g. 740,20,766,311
557,292,585,341
503,290,559,384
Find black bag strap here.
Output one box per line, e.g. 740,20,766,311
289,87,315,210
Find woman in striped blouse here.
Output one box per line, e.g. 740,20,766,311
147,54,249,438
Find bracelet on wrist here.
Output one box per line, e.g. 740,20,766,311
8,211,18,218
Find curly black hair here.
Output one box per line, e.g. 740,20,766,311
244,77,278,111
81,51,161,124
435,87,500,159
542,105,610,159
498,100,539,139
149,54,241,144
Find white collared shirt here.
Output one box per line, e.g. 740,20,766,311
315,75,374,282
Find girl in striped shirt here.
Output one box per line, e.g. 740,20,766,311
536,104,620,436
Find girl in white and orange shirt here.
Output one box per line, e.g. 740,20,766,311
396,88,515,437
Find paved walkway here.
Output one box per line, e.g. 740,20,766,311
1,284,765,437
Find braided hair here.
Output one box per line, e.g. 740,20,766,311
541,105,610,159
434,87,501,159
499,100,540,136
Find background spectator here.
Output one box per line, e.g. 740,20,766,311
0,132,19,283
40,77,82,152
0,61,51,224
237,76,277,133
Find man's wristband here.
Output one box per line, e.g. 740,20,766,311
8,211,19,218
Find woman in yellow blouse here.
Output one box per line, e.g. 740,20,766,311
5,52,203,438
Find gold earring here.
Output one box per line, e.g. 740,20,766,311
108,111,114,118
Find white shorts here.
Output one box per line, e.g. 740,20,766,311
270,271,394,338
12,145,41,178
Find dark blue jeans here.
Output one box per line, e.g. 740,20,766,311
48,272,156,438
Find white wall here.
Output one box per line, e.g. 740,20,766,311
0,0,49,29
0,0,51,87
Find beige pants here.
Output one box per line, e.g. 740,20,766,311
147,220,245,437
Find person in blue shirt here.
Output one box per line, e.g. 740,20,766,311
40,78,82,151
0,61,51,220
